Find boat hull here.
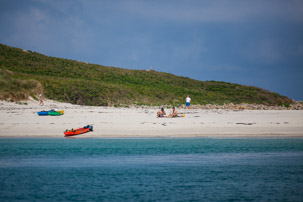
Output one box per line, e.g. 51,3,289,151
37,110,64,116
49,110,64,116
37,111,49,116
64,125,93,137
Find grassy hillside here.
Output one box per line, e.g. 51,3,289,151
0,68,42,101
0,43,293,106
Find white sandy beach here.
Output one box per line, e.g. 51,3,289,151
0,99,303,138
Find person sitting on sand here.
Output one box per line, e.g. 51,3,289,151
157,107,166,117
168,107,178,118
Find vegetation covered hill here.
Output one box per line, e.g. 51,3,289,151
0,68,42,101
0,43,292,106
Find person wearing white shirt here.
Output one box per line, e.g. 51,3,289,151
185,96,191,109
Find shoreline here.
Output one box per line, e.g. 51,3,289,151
0,99,303,138
1,135,303,139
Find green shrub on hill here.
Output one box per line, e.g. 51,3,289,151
0,43,293,106
0,69,42,101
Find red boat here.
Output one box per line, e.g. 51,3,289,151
64,125,93,137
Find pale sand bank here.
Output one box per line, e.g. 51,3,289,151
0,100,303,138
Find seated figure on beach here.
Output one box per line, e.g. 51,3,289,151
157,107,166,117
168,107,178,118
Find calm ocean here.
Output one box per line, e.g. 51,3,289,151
0,138,302,201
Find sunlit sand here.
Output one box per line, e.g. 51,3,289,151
0,99,302,138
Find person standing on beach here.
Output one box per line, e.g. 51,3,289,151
185,95,191,109
39,92,44,106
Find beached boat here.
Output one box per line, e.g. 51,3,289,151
37,110,50,116
49,110,64,116
37,109,55,116
37,109,64,116
64,125,93,137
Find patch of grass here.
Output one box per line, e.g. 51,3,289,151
16,101,28,105
0,68,42,101
30,92,39,101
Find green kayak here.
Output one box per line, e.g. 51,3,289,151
49,110,64,116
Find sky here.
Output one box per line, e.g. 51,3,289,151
0,0,303,100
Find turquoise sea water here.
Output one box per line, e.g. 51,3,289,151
0,138,303,201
